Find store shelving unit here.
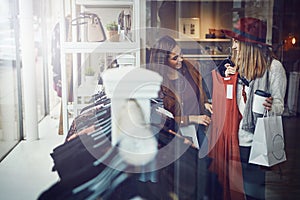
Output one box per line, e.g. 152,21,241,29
59,0,143,135
176,38,231,61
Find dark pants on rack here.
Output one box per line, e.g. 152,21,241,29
240,146,266,200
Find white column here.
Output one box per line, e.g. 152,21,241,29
19,0,39,140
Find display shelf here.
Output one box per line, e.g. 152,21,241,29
178,38,231,61
61,41,140,53
184,54,227,60
75,0,134,7
176,38,231,42
60,0,143,135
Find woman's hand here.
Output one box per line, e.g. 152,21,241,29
204,103,213,114
189,115,211,126
263,96,273,111
224,63,237,77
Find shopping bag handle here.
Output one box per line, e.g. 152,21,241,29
263,106,280,118
262,109,269,118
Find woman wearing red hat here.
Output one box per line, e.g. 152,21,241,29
222,17,287,199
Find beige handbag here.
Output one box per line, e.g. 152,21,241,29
72,13,106,42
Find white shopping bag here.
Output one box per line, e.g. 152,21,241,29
249,112,287,167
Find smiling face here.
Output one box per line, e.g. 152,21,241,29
167,45,183,70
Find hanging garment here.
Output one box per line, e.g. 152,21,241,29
40,118,215,200
208,70,245,199
51,22,62,97
287,71,300,116
66,104,111,141
51,17,75,101
118,10,131,32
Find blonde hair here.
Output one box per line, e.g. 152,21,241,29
232,41,274,80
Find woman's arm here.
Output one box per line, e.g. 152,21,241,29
188,115,211,126
267,59,287,115
174,114,211,127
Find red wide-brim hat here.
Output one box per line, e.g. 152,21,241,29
222,17,271,47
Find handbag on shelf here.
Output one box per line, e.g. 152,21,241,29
71,12,106,42
249,110,287,167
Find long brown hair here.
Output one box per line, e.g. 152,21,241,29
232,41,275,80
148,35,179,86
149,35,177,65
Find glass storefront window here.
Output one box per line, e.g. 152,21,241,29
144,1,299,199
0,0,22,160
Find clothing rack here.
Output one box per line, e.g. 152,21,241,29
39,91,223,199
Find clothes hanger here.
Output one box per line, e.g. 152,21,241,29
90,157,125,189
80,93,110,114
217,55,250,86
93,124,111,139
99,173,130,200
93,117,111,130
72,153,127,195
74,104,111,132
92,132,111,148
217,55,234,77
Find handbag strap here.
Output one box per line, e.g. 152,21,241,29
80,12,98,17
71,16,88,26
71,13,100,26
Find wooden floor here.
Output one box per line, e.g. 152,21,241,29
265,116,300,199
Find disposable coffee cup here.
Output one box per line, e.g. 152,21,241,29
252,90,271,114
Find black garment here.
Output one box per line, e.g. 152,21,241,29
51,19,72,97
196,124,208,155
39,138,117,200
66,103,111,141
39,97,221,200
51,22,62,97
40,132,219,200
51,134,111,180
150,100,221,200
51,17,81,100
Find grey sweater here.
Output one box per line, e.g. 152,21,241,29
237,59,287,146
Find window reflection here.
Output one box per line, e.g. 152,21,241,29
0,0,21,160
